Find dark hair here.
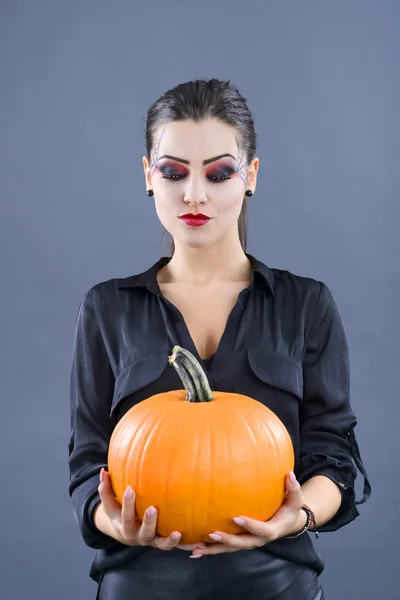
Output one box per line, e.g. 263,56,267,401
145,78,257,256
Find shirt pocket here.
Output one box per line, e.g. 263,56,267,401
246,346,304,403
111,346,172,418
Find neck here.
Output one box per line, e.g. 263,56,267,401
160,236,252,285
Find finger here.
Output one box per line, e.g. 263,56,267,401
154,531,182,551
190,543,239,556
208,531,266,548
120,485,139,542
283,472,304,509
154,531,206,552
137,506,158,546
98,469,125,522
177,542,207,551
231,516,272,538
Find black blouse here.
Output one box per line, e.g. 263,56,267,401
68,253,371,583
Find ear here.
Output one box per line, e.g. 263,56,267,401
142,156,152,188
245,157,259,190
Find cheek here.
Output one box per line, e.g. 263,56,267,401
214,187,244,218
154,200,173,227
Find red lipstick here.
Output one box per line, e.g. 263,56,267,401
179,213,211,227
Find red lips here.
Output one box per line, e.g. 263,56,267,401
180,213,210,219
179,213,211,227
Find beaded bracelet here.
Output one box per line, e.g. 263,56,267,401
303,503,319,538
284,504,319,539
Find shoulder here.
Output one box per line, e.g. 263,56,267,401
267,263,330,309
88,274,136,294
78,269,148,313
84,255,161,295
81,257,166,303
254,254,340,323
270,266,344,333
265,266,347,351
271,266,323,294
250,254,322,300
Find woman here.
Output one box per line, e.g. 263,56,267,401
68,79,371,599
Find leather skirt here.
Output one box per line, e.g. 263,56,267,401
96,547,325,600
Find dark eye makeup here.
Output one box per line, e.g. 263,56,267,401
157,160,237,183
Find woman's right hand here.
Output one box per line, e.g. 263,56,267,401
95,468,206,553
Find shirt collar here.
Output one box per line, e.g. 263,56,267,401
116,253,275,295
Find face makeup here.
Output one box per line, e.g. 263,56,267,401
178,214,211,227
235,140,247,183
150,128,166,177
155,155,241,184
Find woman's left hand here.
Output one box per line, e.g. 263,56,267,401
190,471,306,558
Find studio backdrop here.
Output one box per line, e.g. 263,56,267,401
1,1,398,599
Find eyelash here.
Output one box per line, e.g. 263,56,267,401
161,173,232,183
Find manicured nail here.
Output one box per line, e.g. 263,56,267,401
189,554,203,559
146,506,156,518
209,533,222,541
233,517,245,525
124,486,133,499
289,471,297,484
171,533,181,540
99,468,103,483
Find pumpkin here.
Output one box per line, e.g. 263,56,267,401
107,345,294,544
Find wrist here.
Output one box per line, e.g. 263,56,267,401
93,501,115,538
285,507,308,537
284,504,319,540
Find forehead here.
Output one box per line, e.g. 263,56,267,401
153,119,239,161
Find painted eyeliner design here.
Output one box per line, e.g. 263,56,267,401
150,128,166,177
236,140,247,184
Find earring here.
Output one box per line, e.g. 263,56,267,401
245,189,253,197
147,189,154,197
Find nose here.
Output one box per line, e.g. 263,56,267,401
183,176,208,207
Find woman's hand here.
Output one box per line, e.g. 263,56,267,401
189,471,306,558
95,468,207,553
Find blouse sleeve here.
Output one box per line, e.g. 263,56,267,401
68,287,119,550
297,282,371,532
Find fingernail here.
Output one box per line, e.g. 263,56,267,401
124,486,133,499
99,469,103,483
209,533,222,541
147,506,156,518
171,533,180,540
189,554,203,559
233,517,245,525
289,471,297,484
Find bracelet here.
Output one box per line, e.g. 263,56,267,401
284,504,319,539
304,503,319,538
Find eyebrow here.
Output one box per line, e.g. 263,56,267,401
157,153,237,166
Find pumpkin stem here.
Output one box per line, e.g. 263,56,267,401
168,346,214,403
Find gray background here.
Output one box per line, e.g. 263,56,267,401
1,1,398,598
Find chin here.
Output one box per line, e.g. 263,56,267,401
179,238,211,249
173,224,235,248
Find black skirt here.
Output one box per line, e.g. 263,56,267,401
96,547,325,600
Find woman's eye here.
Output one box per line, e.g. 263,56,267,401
207,167,236,182
161,172,186,181
207,173,232,183
160,169,235,183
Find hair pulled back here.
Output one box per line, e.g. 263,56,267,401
145,78,257,255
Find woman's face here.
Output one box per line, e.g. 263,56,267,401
142,118,259,249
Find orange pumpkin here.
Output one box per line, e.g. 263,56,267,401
107,345,294,544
